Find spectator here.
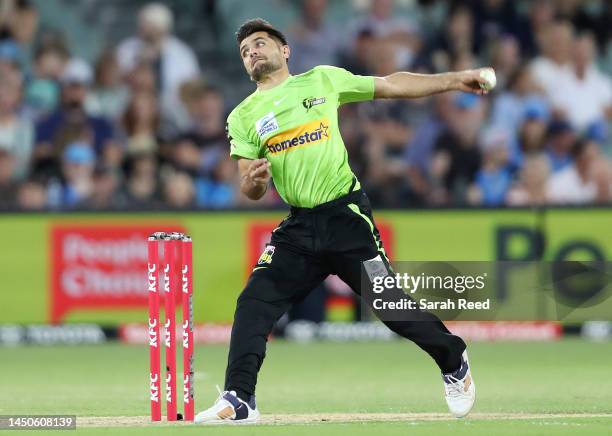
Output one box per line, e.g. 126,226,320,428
489,65,549,167
469,128,513,206
24,42,68,116
544,120,576,173
517,0,555,57
179,82,226,149
338,28,376,76
162,170,194,208
0,0,39,73
116,2,200,128
517,102,549,155
33,58,119,178
122,152,160,208
86,48,130,122
17,178,47,210
85,164,123,209
547,138,609,204
0,148,17,208
57,142,96,208
547,32,612,132
471,0,521,55
0,68,33,180
15,177,47,209
506,153,550,206
488,35,521,90
359,43,414,206
430,92,485,205
195,154,236,208
121,91,160,155
529,21,574,99
404,93,455,205
427,6,474,72
346,0,420,69
286,0,341,74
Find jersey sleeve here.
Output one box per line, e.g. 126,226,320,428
227,112,258,160
317,65,375,105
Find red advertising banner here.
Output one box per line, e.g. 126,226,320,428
50,224,184,323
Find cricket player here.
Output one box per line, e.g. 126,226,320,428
196,18,491,424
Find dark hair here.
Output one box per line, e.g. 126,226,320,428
571,138,592,160
236,18,288,47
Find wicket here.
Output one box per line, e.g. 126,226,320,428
147,232,194,422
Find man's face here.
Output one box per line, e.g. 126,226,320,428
239,31,288,82
62,82,87,108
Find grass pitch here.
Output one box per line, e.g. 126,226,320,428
1,339,610,435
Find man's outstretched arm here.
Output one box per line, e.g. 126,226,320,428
374,68,494,99
238,158,271,200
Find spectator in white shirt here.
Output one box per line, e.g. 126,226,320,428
346,0,420,69
547,138,610,204
529,21,574,99
116,2,200,128
547,33,612,132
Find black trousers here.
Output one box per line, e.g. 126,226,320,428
224,189,466,400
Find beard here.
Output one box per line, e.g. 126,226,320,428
250,57,282,82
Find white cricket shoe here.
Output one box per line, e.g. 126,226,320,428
194,387,260,424
443,350,475,418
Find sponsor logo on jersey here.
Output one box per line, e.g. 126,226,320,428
303,96,326,111
258,245,275,264
265,119,330,155
255,112,280,137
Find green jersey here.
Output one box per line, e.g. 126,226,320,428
227,65,375,208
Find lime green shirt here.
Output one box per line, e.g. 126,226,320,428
227,65,375,207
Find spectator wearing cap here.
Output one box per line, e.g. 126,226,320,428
546,33,612,133
517,100,549,156
116,2,200,129
286,0,341,74
33,58,119,178
0,68,33,180
545,119,576,173
468,128,513,207
547,138,610,204
489,65,549,168
57,142,96,208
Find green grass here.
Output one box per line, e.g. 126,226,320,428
1,339,611,435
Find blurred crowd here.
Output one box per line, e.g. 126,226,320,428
0,0,611,210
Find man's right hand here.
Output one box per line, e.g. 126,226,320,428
238,158,271,200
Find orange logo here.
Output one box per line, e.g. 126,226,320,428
265,119,330,155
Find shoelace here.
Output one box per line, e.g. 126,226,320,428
444,375,465,398
214,385,227,404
